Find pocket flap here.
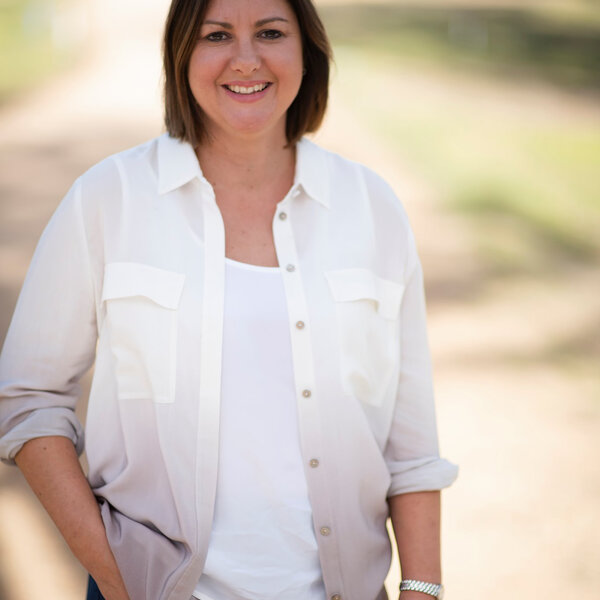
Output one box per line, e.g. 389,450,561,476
325,268,405,320
102,262,185,309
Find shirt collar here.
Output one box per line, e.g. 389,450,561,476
157,133,203,195
157,133,330,209
293,137,330,209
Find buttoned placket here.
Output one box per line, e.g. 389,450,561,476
272,184,343,600
194,177,226,566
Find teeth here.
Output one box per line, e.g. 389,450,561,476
227,83,268,94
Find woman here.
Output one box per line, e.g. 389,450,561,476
0,0,458,599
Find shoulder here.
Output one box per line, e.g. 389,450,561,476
56,136,165,245
300,137,411,226
300,138,419,275
77,136,161,199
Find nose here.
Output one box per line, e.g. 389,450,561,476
229,38,261,75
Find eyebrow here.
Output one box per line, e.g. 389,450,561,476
202,17,289,29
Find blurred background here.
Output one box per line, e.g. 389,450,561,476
0,0,599,598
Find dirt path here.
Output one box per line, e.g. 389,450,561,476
1,1,599,599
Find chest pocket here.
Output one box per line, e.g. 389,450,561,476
325,268,405,408
101,262,185,404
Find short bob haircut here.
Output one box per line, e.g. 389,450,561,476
163,0,332,147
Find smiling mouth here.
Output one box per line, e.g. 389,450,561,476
224,83,271,95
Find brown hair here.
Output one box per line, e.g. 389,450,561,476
163,0,332,147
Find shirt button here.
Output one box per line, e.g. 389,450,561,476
302,389,312,398
309,459,320,468
286,264,296,272
331,595,342,600
320,526,331,536
279,212,287,220
295,320,305,330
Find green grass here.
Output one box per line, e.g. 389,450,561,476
0,0,79,104
331,46,600,272
449,126,600,261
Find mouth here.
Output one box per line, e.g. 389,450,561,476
223,82,271,95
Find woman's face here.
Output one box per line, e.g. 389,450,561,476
188,0,304,144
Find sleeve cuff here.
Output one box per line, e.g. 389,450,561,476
387,456,459,496
0,407,84,465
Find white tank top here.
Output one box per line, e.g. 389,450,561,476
193,258,326,600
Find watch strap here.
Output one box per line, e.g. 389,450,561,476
400,579,443,598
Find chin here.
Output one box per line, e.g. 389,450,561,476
226,117,286,141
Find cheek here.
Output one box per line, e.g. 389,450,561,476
188,50,220,86
275,47,304,89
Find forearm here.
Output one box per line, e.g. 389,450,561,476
389,491,442,598
15,436,129,600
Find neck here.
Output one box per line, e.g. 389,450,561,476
195,130,295,193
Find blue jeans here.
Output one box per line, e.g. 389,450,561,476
86,576,105,600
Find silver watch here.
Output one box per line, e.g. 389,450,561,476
400,579,444,600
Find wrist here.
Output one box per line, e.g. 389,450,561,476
88,556,128,600
94,577,130,600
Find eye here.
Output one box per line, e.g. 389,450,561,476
205,31,230,42
258,29,283,40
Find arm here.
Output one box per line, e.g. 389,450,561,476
389,491,441,599
0,181,126,597
383,228,457,597
383,248,458,497
15,436,129,600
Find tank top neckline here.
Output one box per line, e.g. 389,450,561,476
224,256,281,273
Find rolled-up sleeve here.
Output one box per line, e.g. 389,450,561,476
0,179,97,464
384,238,458,496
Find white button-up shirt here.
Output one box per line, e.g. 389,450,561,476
0,134,458,600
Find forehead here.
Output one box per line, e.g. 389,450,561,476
204,0,295,22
